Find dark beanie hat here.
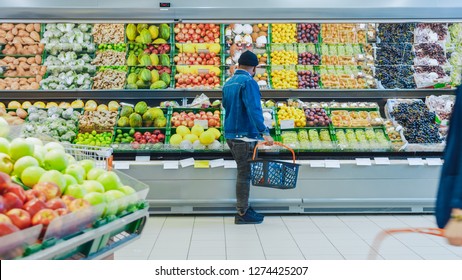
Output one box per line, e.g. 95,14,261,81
238,50,259,66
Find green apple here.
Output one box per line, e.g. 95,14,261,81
82,180,105,193
97,171,123,191
0,137,9,154
13,156,39,176
44,142,65,152
65,164,86,184
39,170,67,192
64,184,87,199
25,137,43,147
78,159,95,175
44,150,69,171
33,145,46,167
86,168,105,181
63,174,78,188
66,154,77,165
0,152,13,174
83,192,106,206
0,117,10,138
104,190,126,213
118,185,136,196
21,166,46,187
9,138,35,161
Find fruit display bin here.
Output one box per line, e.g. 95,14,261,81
327,107,386,129
172,65,223,89
124,23,174,45
111,127,168,152
126,66,174,89
280,127,338,152
333,127,392,152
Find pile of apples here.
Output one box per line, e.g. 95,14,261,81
171,110,221,128
144,44,171,55
174,72,220,89
174,52,221,66
174,23,220,43
0,137,139,238
131,130,166,149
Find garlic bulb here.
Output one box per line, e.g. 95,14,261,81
234,34,243,44
225,28,232,36
255,36,267,48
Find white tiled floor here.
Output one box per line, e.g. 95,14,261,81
115,214,462,260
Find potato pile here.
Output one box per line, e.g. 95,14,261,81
0,56,46,77
0,23,44,55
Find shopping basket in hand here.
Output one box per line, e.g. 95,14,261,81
368,227,445,260
249,141,300,189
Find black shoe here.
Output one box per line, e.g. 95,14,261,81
235,208,264,224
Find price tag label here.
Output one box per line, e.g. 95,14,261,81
408,158,424,166
224,160,237,169
198,69,210,74
374,157,390,165
135,156,150,162
194,119,209,129
310,160,325,168
197,49,209,53
426,158,443,166
163,161,179,169
113,161,130,170
180,157,195,168
356,158,372,166
325,160,340,168
194,160,210,168
280,119,295,130
210,158,225,168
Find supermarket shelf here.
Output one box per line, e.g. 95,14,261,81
116,160,442,214
21,209,148,260
0,89,455,101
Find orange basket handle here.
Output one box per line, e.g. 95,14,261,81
252,141,297,164
384,227,445,237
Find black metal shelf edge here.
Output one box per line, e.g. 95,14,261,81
0,89,455,100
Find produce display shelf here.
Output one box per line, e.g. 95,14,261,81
20,208,148,260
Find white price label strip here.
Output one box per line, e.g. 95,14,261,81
374,157,390,165
310,160,325,168
426,158,443,166
408,158,424,166
163,161,179,169
224,160,237,169
135,156,150,162
210,158,225,168
113,161,130,170
356,158,372,166
325,160,340,168
180,157,195,168
280,119,295,129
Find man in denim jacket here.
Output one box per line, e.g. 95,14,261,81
222,50,273,224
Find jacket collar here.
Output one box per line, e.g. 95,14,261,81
234,69,252,77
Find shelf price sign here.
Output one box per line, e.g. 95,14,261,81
280,119,295,130
194,119,208,129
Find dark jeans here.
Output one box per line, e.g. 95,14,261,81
227,139,257,215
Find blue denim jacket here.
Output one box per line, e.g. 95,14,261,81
222,69,269,140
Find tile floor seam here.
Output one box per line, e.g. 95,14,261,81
308,215,343,259
339,215,382,260
186,216,197,260
148,216,167,258
254,218,266,260
222,216,228,260
281,216,307,260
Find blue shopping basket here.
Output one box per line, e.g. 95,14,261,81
249,142,300,189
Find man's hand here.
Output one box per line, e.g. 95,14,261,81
444,219,462,246
263,135,274,146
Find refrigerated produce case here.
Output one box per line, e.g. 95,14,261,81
1,0,461,215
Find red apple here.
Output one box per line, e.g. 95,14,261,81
24,189,47,202
23,198,47,217
0,222,20,237
3,192,23,210
5,184,26,203
6,208,31,229
0,196,5,213
0,213,12,223
33,182,61,201
68,198,91,212
31,209,59,226
0,172,12,191
55,208,69,216
46,198,67,210
61,195,76,207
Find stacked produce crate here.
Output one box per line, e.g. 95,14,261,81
0,23,45,90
